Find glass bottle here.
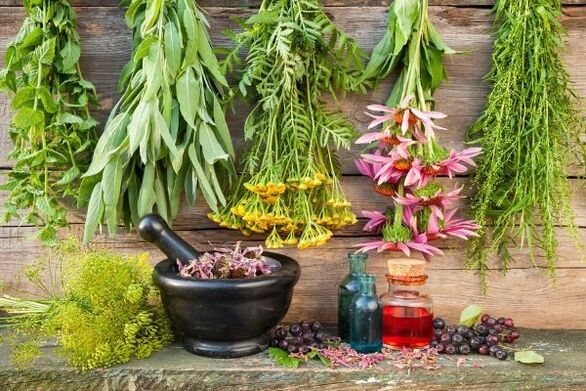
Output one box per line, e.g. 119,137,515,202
337,253,368,341
349,274,382,353
380,259,433,348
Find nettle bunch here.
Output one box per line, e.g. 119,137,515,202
177,242,275,279
0,0,98,245
209,0,365,249
354,98,481,259
0,238,173,370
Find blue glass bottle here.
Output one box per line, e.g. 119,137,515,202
349,274,382,353
337,253,368,342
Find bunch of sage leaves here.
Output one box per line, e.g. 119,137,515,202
81,0,235,242
0,0,98,246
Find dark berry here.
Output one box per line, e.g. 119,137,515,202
433,318,446,330
431,340,439,348
292,336,304,346
478,345,489,355
316,343,326,349
434,329,444,338
452,334,465,345
300,321,310,331
503,335,514,344
486,317,497,327
488,328,498,335
495,349,508,360
445,344,457,355
436,343,446,353
314,332,324,342
459,344,471,355
310,321,322,332
302,331,313,342
476,324,490,336
440,334,452,344
510,331,520,340
300,345,310,354
481,314,491,324
275,328,287,340
470,336,484,350
494,324,504,333
289,323,302,336
488,345,500,356
456,326,469,336
504,318,514,329
270,338,279,347
446,326,457,336
287,344,298,354
278,340,289,350
486,335,499,346
497,317,506,325
465,329,475,339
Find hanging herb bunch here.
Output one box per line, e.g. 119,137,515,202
353,0,481,258
0,238,173,370
0,0,98,245
209,0,365,249
466,0,586,284
81,0,235,242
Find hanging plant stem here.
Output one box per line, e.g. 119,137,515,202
0,0,98,245
466,0,586,287
80,0,236,242
209,0,365,249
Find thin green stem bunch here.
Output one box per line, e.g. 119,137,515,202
0,0,98,245
81,0,235,242
466,0,586,286
210,0,365,249
360,0,455,108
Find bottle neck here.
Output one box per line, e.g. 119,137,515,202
359,280,375,295
348,253,367,275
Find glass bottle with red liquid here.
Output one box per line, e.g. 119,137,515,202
380,259,433,348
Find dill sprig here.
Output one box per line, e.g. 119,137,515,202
466,0,586,288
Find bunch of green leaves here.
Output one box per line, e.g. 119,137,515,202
268,346,330,368
466,0,586,287
0,0,98,246
81,0,235,242
209,0,365,249
359,0,455,107
0,237,173,370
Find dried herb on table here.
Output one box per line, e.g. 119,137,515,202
0,0,98,246
81,0,235,242
466,0,586,286
177,242,276,279
210,0,365,249
0,238,172,370
359,0,456,106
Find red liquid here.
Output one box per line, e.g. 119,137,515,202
382,306,433,348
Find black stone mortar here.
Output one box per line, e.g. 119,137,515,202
138,214,300,359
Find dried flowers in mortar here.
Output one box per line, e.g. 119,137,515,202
354,96,481,259
209,0,366,249
177,242,277,279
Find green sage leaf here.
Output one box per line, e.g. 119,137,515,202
459,304,483,327
514,351,544,364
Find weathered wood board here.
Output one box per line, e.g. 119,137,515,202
0,1,585,329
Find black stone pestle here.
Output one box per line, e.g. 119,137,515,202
138,214,200,265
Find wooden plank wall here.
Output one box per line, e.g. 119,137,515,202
1,0,585,329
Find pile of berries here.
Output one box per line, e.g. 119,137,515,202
269,321,326,354
431,314,520,360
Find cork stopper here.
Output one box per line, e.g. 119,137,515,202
386,259,427,286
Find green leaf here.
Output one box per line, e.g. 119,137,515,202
133,35,158,63
187,145,218,211
164,21,182,77
176,67,199,128
35,197,55,218
267,347,303,368
152,109,179,159
392,0,419,55
13,107,44,129
20,27,43,49
459,304,483,327
427,23,456,55
141,0,163,35
128,101,151,156
38,86,58,113
55,166,81,186
212,97,234,158
514,351,544,364
11,86,36,110
60,39,81,70
59,112,84,124
199,122,229,164
138,163,156,217
35,37,56,65
83,183,105,243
